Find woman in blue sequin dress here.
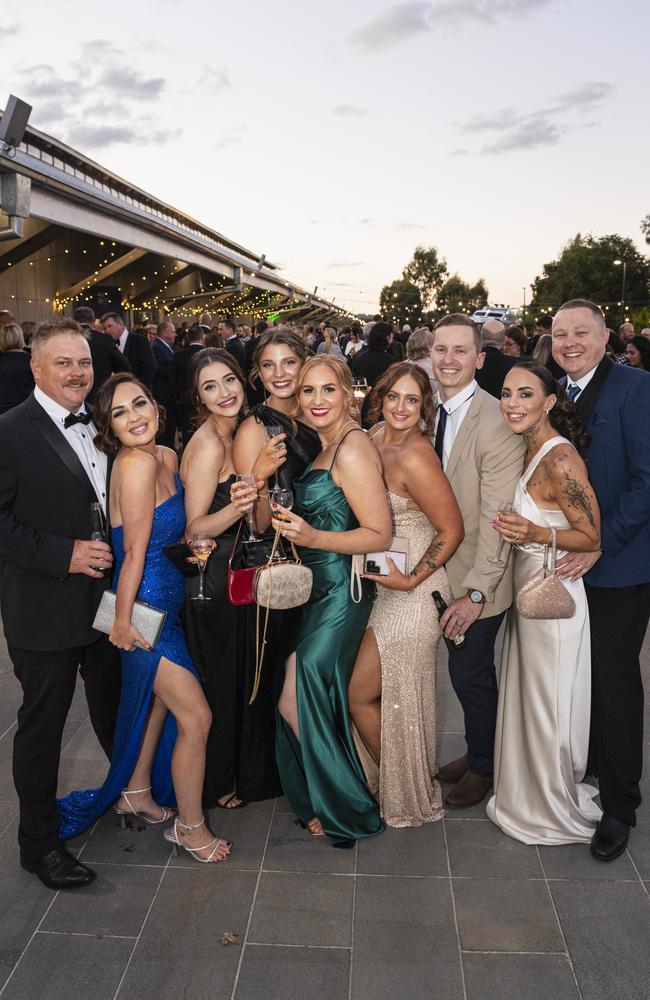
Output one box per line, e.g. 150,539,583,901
58,374,231,863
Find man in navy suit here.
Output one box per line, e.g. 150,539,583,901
218,317,245,369
151,320,177,447
552,299,650,861
102,312,156,390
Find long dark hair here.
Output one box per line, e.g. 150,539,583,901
510,361,590,449
189,348,247,427
367,361,436,435
93,373,164,455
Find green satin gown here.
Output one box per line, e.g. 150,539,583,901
275,432,384,847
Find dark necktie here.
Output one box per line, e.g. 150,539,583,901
566,384,581,404
434,404,448,461
64,411,92,429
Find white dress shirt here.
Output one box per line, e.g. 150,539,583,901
118,329,129,353
566,364,599,401
435,379,478,471
34,386,108,512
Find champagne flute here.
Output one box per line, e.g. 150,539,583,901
236,473,261,543
266,424,284,488
487,501,516,567
190,532,215,601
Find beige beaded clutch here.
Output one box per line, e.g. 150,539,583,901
515,528,576,620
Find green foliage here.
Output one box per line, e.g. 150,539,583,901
529,233,650,327
641,215,650,242
379,279,423,327
437,274,489,313
402,245,448,309
629,306,650,331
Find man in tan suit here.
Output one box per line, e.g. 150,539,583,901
431,314,525,807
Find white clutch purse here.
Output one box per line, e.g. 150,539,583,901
92,590,167,649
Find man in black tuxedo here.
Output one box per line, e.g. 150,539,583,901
151,320,177,447
0,318,121,889
553,299,650,861
102,312,156,389
475,320,518,398
172,325,204,446
73,306,130,404
218,317,245,369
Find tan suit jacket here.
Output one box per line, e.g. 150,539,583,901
444,387,525,618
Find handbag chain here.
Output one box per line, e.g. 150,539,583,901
251,528,301,704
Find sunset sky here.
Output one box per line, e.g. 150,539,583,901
2,0,648,313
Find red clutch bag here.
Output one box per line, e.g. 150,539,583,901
227,564,257,605
227,522,274,606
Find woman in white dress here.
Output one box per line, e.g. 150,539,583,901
486,362,602,845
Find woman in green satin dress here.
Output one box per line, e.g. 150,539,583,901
270,356,392,847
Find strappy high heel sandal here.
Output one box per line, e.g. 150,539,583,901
114,786,175,829
163,818,232,863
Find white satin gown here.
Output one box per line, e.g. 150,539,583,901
486,436,602,844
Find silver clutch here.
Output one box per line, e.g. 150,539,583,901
92,590,167,648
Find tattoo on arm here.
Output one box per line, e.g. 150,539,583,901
411,537,443,577
562,471,596,529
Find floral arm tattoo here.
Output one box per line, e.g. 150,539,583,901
410,537,443,577
562,471,596,530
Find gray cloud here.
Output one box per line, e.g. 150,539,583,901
350,0,556,51
332,104,368,117
199,66,231,95
67,124,139,148
455,79,613,155
99,67,165,100
482,114,566,153
326,261,364,267
552,81,613,111
30,100,75,130
20,64,80,101
392,222,426,230
0,24,20,38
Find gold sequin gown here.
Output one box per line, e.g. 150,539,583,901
359,492,452,828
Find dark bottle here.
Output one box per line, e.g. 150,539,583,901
432,590,466,651
90,502,108,577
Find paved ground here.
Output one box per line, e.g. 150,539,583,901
0,625,648,1000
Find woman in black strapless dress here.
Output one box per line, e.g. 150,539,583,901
233,328,322,675
180,349,270,808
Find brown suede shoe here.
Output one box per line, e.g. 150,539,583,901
445,771,492,809
436,753,468,784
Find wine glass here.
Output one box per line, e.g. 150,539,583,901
487,501,516,567
269,486,293,559
190,533,215,601
269,487,293,521
235,473,261,543
266,424,284,487
352,378,369,406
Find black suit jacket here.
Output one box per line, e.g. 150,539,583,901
151,338,176,408
171,343,204,407
350,348,395,387
476,346,518,398
225,336,245,370
0,394,108,650
123,331,156,389
86,327,131,404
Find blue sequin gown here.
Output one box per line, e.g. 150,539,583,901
58,476,197,839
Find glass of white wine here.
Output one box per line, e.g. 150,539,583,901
352,377,369,406
190,532,215,600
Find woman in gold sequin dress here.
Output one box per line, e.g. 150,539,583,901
349,364,464,827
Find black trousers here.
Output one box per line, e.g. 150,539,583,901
10,635,121,858
585,582,650,827
446,611,506,777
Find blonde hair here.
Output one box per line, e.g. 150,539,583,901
0,322,25,352
296,355,356,418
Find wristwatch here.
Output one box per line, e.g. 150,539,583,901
468,589,485,605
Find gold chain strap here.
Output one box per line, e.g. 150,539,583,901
251,526,291,705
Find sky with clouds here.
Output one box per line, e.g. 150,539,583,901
1,0,649,313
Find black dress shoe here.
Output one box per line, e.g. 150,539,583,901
590,815,630,862
20,847,96,890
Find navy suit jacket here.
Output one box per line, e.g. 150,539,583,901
151,338,175,408
576,359,650,587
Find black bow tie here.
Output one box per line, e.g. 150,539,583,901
64,412,92,429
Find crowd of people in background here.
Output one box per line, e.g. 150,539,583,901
0,297,648,892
